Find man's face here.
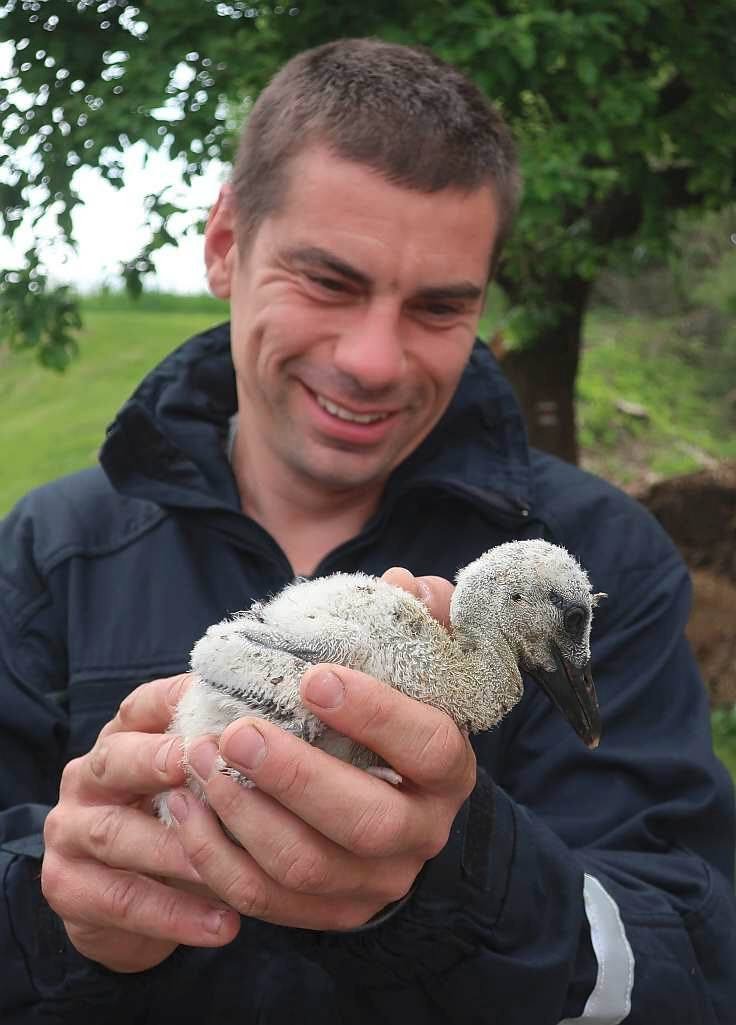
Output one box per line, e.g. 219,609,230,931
206,146,499,497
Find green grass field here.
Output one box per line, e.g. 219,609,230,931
578,310,736,484
0,292,227,513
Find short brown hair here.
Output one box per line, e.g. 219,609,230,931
231,38,521,275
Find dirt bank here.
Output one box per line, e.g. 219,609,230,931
636,462,736,705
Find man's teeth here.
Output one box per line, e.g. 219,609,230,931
316,394,390,424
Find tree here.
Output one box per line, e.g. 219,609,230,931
2,1,735,459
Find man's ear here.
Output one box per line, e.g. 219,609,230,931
204,184,237,298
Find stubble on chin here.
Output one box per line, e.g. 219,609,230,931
276,435,394,495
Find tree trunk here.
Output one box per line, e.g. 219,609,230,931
499,277,592,465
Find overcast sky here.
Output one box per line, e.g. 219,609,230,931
0,42,228,295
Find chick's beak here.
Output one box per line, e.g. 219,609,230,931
526,647,601,749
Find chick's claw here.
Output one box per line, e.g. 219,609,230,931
219,763,257,789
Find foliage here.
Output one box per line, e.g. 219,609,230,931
1,0,735,374
712,706,736,745
593,206,736,317
711,706,736,782
0,253,81,368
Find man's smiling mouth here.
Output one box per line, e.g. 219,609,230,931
314,392,393,424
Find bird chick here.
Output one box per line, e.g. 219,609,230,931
156,540,603,825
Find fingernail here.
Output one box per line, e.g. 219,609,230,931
167,790,189,824
189,740,219,782
155,736,178,774
224,723,266,772
203,907,230,935
303,669,344,709
416,580,432,607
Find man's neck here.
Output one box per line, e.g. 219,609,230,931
231,428,383,577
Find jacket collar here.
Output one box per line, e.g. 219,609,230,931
101,322,532,519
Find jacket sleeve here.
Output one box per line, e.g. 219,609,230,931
0,498,152,1022
302,510,736,1024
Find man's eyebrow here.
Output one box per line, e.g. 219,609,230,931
282,246,370,287
414,282,484,304
282,245,483,303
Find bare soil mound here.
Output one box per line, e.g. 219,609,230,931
636,463,736,705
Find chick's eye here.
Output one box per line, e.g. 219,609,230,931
511,593,522,602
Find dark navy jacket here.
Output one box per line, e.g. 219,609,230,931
1,325,734,1024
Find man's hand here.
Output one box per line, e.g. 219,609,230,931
165,569,476,931
41,674,241,973
41,569,466,971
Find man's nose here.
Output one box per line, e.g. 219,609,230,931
332,301,406,394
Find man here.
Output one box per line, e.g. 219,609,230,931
1,38,734,1024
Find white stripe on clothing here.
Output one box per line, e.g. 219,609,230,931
558,873,635,1025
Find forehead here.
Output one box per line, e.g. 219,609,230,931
261,145,499,287
498,550,589,593
533,558,590,599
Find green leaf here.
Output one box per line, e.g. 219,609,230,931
0,258,83,370
576,56,598,88
511,31,537,71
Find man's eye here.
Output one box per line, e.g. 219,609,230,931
420,302,462,318
308,275,347,293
